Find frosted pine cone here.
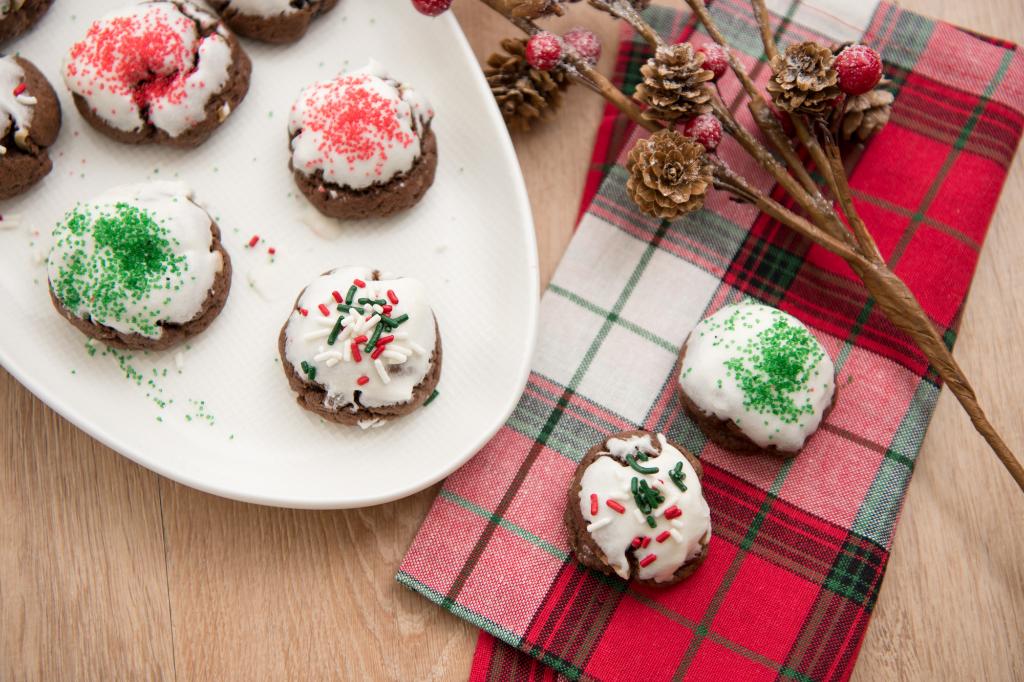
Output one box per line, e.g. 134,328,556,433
634,43,714,122
767,42,841,117
627,129,712,219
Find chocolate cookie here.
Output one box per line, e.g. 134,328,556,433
279,267,442,429
288,62,437,219
63,1,251,149
677,301,837,458
0,54,61,199
207,0,339,44
566,430,712,586
47,182,232,351
0,0,53,44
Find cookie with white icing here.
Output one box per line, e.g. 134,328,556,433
279,267,441,428
0,0,53,44
288,62,437,219
678,301,837,457
62,1,251,148
0,54,61,199
47,181,232,350
566,431,712,586
207,0,339,44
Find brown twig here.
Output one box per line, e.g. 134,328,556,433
588,0,664,48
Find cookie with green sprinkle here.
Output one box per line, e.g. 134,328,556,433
0,0,53,45
279,266,442,429
566,430,712,586
47,181,232,350
677,301,837,458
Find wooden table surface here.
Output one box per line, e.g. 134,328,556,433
3,1,1023,679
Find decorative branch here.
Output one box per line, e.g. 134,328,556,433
464,0,1023,490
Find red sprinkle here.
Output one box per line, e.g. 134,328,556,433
606,500,625,514
318,303,330,316
354,335,368,343
590,494,599,516
631,537,643,549
382,305,393,315
351,342,362,362
387,290,399,304
377,334,395,347
656,531,671,543
639,554,657,568
248,235,259,248
268,247,276,255
371,346,385,360
298,308,308,316
13,82,25,96
356,376,369,386
353,278,366,288
331,290,343,303
641,536,651,548
664,505,682,520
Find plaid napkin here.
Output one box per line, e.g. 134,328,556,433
398,1,1024,680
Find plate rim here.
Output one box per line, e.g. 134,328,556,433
0,9,540,510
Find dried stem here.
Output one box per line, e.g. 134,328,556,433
589,0,664,48
471,0,1022,489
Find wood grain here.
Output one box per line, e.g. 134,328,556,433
2,0,1022,679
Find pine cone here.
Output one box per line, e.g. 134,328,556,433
767,41,841,117
634,43,714,122
841,80,893,142
485,37,570,133
627,129,712,219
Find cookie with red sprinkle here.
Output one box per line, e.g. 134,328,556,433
206,0,339,44
0,54,62,199
62,1,252,149
279,266,442,428
288,61,437,219
0,0,54,45
566,430,712,586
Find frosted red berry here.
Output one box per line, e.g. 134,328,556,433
683,113,722,151
834,44,882,96
697,43,729,81
525,32,563,71
563,26,601,65
411,0,452,16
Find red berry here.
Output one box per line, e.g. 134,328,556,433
683,113,722,151
525,32,563,71
563,26,601,65
834,44,882,95
697,43,729,81
411,0,452,16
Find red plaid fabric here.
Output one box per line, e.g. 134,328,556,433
398,1,1024,680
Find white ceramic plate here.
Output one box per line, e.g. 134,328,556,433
0,0,538,508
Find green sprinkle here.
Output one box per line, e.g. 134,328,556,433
337,303,365,315
345,285,358,304
626,453,659,475
669,461,688,492
423,389,440,406
646,515,657,528
326,317,345,346
365,324,384,352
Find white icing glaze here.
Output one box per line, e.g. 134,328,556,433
62,1,234,138
221,0,300,17
679,302,836,451
47,181,224,339
288,61,434,190
578,433,711,583
283,267,437,410
0,56,33,153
